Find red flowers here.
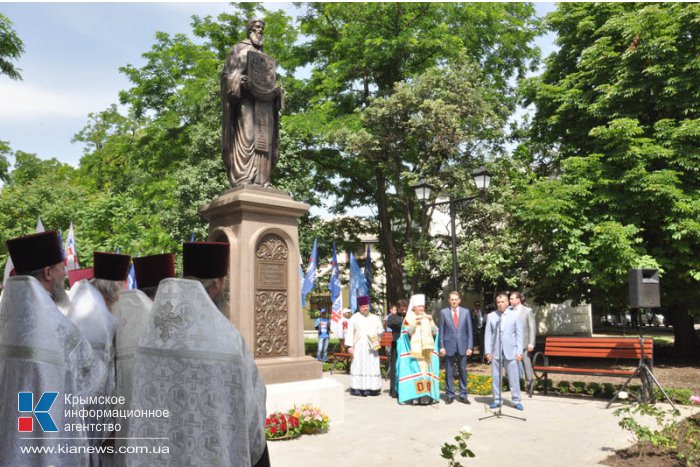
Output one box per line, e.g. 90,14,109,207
265,412,301,440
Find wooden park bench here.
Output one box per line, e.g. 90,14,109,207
329,331,393,376
531,336,654,406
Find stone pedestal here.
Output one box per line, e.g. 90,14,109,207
266,377,345,424
199,185,322,384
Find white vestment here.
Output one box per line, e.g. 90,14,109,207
112,289,153,404
68,280,118,466
344,312,384,390
112,289,152,467
119,278,267,467
0,276,106,467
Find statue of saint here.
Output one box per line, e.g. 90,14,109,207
221,19,282,187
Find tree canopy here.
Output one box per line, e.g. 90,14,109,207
0,13,24,80
517,2,700,353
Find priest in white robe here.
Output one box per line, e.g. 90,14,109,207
112,261,164,467
1,231,105,467
132,253,175,301
345,295,385,396
68,251,130,467
89,252,131,312
119,242,269,467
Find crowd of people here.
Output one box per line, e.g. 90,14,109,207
343,290,537,410
0,230,269,467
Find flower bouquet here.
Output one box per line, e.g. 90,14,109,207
265,411,301,441
290,404,330,434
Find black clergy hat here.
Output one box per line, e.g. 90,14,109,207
182,242,230,279
6,231,64,274
94,252,131,281
133,253,175,289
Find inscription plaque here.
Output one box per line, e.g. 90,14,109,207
255,233,289,357
256,261,286,290
255,104,271,153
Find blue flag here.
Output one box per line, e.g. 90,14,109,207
301,238,318,308
190,231,195,242
127,262,137,290
364,243,372,311
329,242,342,335
57,229,64,260
127,254,138,290
299,259,304,305
349,252,367,312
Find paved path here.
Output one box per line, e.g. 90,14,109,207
268,373,692,467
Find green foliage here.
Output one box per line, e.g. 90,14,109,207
0,140,11,182
614,403,680,452
0,149,89,265
555,380,571,394
441,427,475,466
0,13,24,80
532,378,695,405
571,381,587,394
438,371,493,395
292,3,542,302
654,387,692,406
586,382,601,396
516,3,700,353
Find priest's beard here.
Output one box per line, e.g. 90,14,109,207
51,277,70,311
211,288,226,316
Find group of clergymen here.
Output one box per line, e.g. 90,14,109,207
0,230,270,467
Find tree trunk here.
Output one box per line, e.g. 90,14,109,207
669,304,698,357
375,170,405,304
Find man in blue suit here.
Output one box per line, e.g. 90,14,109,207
438,291,474,404
485,293,524,410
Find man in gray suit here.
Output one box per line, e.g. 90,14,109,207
510,291,536,394
438,291,474,404
485,293,524,410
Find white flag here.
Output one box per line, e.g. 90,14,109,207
2,258,13,285
64,222,79,271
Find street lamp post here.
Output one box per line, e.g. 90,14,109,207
412,167,492,292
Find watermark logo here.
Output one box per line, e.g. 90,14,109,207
18,392,58,432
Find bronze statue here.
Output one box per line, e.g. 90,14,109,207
221,19,282,187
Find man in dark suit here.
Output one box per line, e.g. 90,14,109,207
438,290,474,404
471,300,486,362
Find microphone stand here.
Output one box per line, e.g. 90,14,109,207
480,312,526,422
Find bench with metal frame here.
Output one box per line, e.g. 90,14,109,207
531,336,654,405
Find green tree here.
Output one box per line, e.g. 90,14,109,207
290,2,542,303
0,13,24,80
518,3,700,354
332,54,509,298
0,140,12,182
0,150,90,265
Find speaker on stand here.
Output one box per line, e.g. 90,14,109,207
609,269,675,409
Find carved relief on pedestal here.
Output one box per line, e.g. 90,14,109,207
254,234,288,358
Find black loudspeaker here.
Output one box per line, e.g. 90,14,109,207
628,269,660,308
